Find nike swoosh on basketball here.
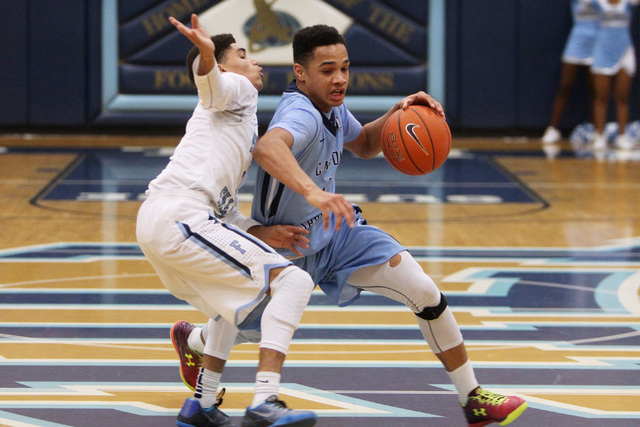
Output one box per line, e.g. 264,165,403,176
405,124,429,155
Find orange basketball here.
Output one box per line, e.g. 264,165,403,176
381,105,452,175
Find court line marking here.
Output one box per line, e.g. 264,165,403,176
0,274,157,289
0,411,68,427
0,358,638,370
0,383,436,418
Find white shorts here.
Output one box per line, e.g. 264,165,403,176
136,189,291,329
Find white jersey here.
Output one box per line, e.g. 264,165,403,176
137,57,293,327
148,56,260,231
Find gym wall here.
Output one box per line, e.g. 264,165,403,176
0,0,637,132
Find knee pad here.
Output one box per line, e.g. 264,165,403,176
416,293,448,321
260,267,314,354
269,267,315,318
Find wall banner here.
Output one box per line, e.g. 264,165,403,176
102,0,444,117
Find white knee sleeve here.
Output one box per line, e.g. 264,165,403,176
348,250,463,353
417,306,463,354
348,251,441,310
259,266,314,355
203,317,238,360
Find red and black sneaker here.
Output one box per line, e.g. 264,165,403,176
170,320,203,391
462,387,527,427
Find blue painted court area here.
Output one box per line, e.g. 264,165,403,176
32,148,542,204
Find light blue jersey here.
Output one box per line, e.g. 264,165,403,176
252,80,362,257
251,80,405,306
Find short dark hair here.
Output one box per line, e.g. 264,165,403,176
186,33,236,85
292,25,346,67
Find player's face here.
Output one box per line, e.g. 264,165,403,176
296,44,349,112
220,44,264,91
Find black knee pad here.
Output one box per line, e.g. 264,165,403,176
415,293,448,321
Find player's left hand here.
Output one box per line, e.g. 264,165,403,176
169,14,214,54
397,91,445,118
248,225,310,257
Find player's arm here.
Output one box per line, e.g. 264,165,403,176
252,128,355,230
169,14,233,110
247,224,310,257
345,91,445,159
222,203,309,256
169,14,214,75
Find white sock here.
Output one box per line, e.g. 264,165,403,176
251,371,280,407
447,360,479,405
194,368,222,408
188,326,205,354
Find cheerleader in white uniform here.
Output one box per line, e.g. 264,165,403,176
590,0,639,150
543,0,599,144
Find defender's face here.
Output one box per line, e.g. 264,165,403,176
296,44,349,112
221,43,264,91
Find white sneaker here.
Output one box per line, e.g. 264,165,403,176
591,133,607,151
615,134,635,150
541,126,561,144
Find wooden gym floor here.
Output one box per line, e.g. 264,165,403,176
0,133,638,426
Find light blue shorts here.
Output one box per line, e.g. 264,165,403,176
291,207,405,307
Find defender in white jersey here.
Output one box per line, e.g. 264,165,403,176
590,0,639,150
136,14,321,427
177,25,528,427
542,0,599,144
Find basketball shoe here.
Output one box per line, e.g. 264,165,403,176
177,391,235,427
171,320,202,391
242,395,317,427
462,387,527,427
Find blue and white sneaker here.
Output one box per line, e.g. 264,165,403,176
177,396,235,427
241,395,316,426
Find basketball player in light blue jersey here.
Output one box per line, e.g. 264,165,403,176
174,25,529,427
590,0,639,151
252,80,363,264
542,0,599,144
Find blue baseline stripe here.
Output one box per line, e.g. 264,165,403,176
1,359,638,370
3,326,638,343
3,243,640,262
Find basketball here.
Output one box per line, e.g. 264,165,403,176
381,105,452,176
